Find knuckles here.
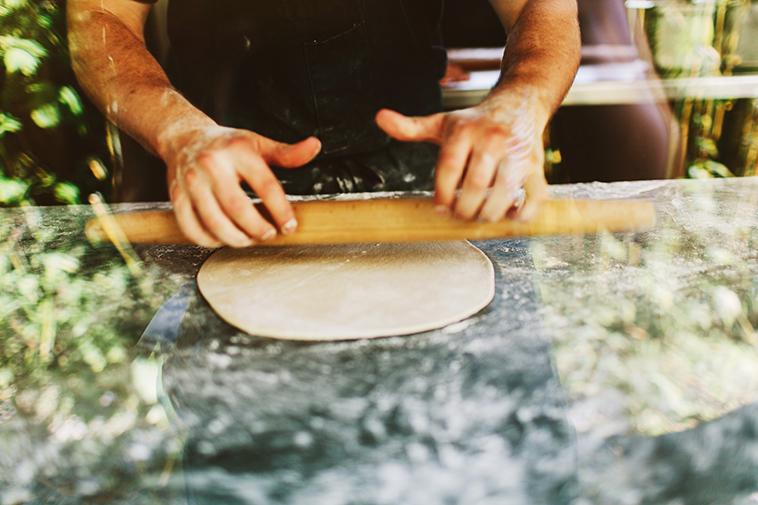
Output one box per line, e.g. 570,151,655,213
467,170,493,191
195,151,219,171
203,216,225,233
225,196,250,215
191,133,257,171
225,134,255,151
183,169,201,190
437,153,462,170
169,180,182,202
195,149,238,175
254,177,281,198
446,115,512,142
449,120,474,137
482,124,510,141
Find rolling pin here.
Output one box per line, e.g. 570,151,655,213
85,197,656,246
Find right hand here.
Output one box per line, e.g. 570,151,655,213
164,126,321,248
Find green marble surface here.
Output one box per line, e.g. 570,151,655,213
1,178,757,504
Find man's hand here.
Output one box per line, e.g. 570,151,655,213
377,0,579,223
162,127,321,248
376,101,547,223
69,1,325,249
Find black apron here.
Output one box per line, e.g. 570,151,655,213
162,0,447,194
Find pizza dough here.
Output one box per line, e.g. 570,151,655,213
197,242,495,342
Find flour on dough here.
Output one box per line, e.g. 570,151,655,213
197,241,495,342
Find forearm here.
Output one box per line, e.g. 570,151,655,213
487,0,580,125
67,8,215,158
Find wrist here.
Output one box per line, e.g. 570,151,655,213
156,115,219,161
149,88,219,160
481,78,553,129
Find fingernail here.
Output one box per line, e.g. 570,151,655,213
283,218,298,235
262,229,277,241
435,205,451,216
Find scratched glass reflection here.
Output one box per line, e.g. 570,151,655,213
1,179,757,505
537,180,758,437
0,205,185,504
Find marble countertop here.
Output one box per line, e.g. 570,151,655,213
1,178,757,505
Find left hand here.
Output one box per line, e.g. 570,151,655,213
376,102,548,222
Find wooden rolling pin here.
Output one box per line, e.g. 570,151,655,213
85,197,656,246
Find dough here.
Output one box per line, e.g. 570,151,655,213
197,242,495,342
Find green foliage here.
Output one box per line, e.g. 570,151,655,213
0,0,108,206
1,223,120,383
59,85,84,116
30,102,61,128
0,112,21,136
0,209,176,393
1,35,48,76
646,0,757,178
688,159,734,178
534,185,758,435
0,175,28,202
0,209,183,501
53,180,79,203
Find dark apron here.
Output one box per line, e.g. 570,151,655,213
164,0,447,194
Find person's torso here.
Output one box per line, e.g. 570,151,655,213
163,0,447,159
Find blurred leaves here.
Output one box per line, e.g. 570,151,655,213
0,207,177,396
58,85,84,116
0,35,47,76
0,112,21,137
0,207,183,502
0,175,28,202
0,206,180,504
645,1,756,178
53,180,80,203
535,185,758,436
30,102,60,128
0,0,108,206
688,159,734,178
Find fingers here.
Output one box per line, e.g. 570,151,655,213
434,134,473,211
437,133,544,223
259,136,322,169
478,160,524,223
236,154,299,236
167,129,312,248
226,136,305,236
171,184,222,249
211,168,281,242
375,109,445,144
454,149,499,219
513,167,548,222
194,151,281,243
184,169,254,248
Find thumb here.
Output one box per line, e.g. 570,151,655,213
261,136,322,169
376,109,445,144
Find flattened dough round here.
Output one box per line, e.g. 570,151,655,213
197,242,495,342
